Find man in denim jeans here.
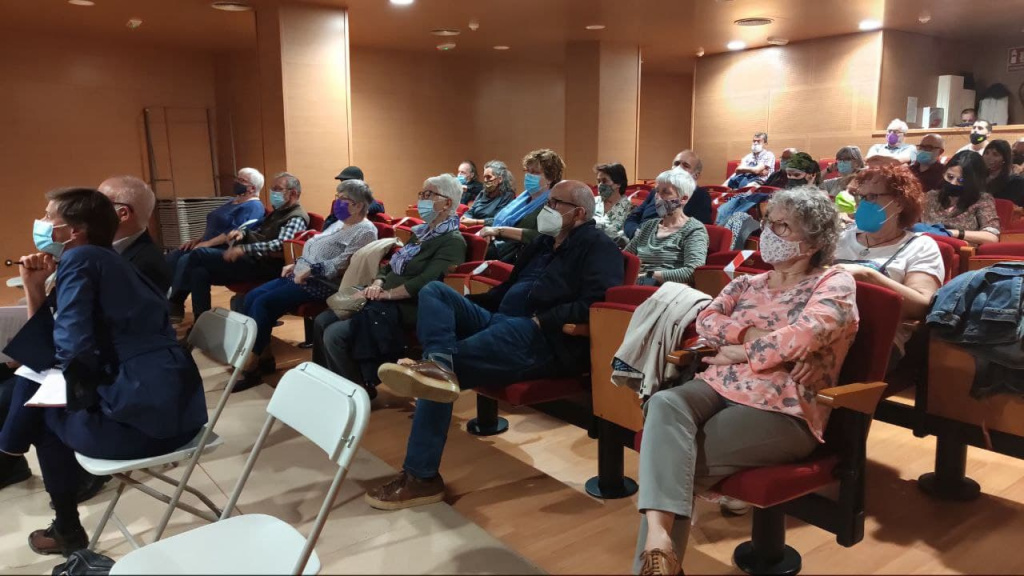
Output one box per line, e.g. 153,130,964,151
364,180,623,510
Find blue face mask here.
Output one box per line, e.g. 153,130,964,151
417,199,437,222
457,175,468,186
270,190,286,209
854,199,894,233
916,151,935,166
524,173,541,192
33,219,68,259
837,160,854,175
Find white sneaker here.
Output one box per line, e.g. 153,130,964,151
719,496,750,516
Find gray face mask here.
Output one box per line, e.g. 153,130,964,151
598,183,616,200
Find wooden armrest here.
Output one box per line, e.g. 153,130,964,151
958,245,976,275
666,346,715,367
563,323,590,337
816,381,887,415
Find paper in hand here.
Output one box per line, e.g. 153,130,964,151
15,365,67,407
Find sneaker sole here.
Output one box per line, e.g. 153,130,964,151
377,365,460,404
364,490,444,511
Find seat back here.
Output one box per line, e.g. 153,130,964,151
462,232,488,262
308,212,325,232
221,363,371,575
373,221,395,239
457,204,470,216
189,308,257,371
976,242,1024,257
994,198,1015,228
838,282,902,385
932,239,955,283
926,233,968,276
622,250,641,284
705,225,734,255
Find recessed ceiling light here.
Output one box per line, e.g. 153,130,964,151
431,29,461,37
585,24,606,30
734,17,774,27
918,10,931,24
493,45,510,51
766,36,789,46
859,19,882,31
210,1,253,11
67,0,95,6
436,42,456,51
727,40,746,51
695,47,705,57
390,0,414,5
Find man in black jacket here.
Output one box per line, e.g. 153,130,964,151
366,180,624,510
99,176,172,293
624,150,712,237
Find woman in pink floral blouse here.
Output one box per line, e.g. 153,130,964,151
634,187,859,576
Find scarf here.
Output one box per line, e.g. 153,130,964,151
492,187,550,228
389,215,460,275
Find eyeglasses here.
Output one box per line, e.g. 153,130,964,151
852,192,893,204
761,218,792,237
417,190,441,201
546,198,581,211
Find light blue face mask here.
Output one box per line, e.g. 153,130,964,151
457,175,468,186
417,199,437,222
270,190,286,209
837,160,854,175
854,199,895,233
779,160,789,173
916,151,935,166
524,173,541,192
33,220,68,259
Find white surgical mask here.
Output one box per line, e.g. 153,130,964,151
537,206,567,237
759,225,804,264
752,143,764,154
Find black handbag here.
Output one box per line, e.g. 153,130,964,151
51,550,115,576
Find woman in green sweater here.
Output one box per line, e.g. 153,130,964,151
625,169,709,286
312,174,467,399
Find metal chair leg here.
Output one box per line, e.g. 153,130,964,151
733,506,802,576
918,432,981,501
466,394,508,436
88,474,129,550
298,316,314,349
586,418,637,499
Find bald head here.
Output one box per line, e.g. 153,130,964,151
781,148,798,161
672,150,703,178
98,175,155,238
551,179,596,221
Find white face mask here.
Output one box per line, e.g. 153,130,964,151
752,143,764,154
759,225,804,264
537,206,568,237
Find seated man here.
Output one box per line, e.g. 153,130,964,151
168,172,309,321
724,132,775,189
98,175,172,293
910,133,946,193
365,180,623,509
624,149,712,237
867,119,917,164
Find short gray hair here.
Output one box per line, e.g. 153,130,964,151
836,145,865,170
336,179,373,215
566,181,596,221
656,168,697,202
98,175,155,227
273,171,302,195
484,160,516,197
238,167,265,193
886,118,909,133
766,186,842,268
424,173,462,206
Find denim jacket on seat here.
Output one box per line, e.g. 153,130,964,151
927,261,1024,345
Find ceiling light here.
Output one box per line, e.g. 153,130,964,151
493,45,510,50
695,47,705,57
468,20,480,31
431,29,460,37
767,36,789,46
734,18,774,27
210,1,253,11
390,0,414,5
436,42,456,51
67,0,95,5
918,10,931,24
859,19,882,31
126,18,143,29
726,40,746,51
585,24,606,30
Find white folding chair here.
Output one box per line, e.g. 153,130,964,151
77,308,257,550
110,362,372,575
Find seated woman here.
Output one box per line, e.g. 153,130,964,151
312,174,466,399
594,162,635,244
984,139,1024,206
823,145,865,199
238,179,379,390
0,188,206,556
634,187,857,575
783,152,823,189
460,160,516,227
833,165,944,367
921,150,1000,245
479,149,564,262
625,169,709,286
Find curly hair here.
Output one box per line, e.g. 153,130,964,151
483,160,517,198
850,164,923,228
765,186,842,268
522,149,565,184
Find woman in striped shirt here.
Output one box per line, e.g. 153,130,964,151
625,169,709,285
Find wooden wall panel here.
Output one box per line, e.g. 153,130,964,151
564,42,602,183
597,43,641,180
638,72,693,180
214,49,265,195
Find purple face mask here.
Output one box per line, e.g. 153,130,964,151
332,199,351,221
886,132,900,146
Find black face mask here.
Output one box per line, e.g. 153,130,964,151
1013,153,1024,165
943,181,964,196
232,182,249,196
969,133,988,145
787,177,806,189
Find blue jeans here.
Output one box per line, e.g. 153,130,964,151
173,247,282,319
403,281,555,478
243,278,319,355
312,310,361,383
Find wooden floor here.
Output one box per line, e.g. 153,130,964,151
10,285,1024,574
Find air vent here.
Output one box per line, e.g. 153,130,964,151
734,17,774,27
431,29,461,37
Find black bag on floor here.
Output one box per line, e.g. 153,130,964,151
52,550,115,576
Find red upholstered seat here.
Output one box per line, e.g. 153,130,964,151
462,232,488,262
994,198,1015,229
477,376,589,407
373,221,395,239
369,212,392,224
705,225,734,255
308,212,325,232
976,242,1024,257
718,455,841,508
705,185,731,194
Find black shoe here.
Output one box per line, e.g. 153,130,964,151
364,382,378,401
257,354,277,375
28,522,88,557
232,369,263,394
0,455,32,490
169,299,186,324
49,473,111,509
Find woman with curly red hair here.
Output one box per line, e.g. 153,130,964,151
832,164,945,366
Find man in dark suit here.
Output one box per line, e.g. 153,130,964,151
99,176,172,293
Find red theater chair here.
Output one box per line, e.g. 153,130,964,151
704,185,731,194
925,233,973,276
705,225,734,255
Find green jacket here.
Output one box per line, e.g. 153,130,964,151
377,230,466,324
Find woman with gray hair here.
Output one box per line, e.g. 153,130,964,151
633,186,858,575
624,169,709,285
312,174,467,399
237,179,379,390
461,160,516,227
823,145,865,199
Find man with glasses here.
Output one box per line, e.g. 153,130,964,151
910,134,947,193
98,176,172,293
624,150,712,238
365,180,624,510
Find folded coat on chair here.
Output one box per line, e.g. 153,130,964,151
339,237,401,288
611,282,712,398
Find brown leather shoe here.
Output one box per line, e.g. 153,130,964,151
639,548,681,575
28,523,88,557
365,471,445,511
377,361,460,403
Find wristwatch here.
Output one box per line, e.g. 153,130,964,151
957,229,966,240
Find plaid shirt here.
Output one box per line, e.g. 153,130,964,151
241,216,308,257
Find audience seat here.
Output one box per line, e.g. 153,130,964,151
925,233,973,276
308,212,325,232
369,212,393,224
705,225,734,255
704,185,731,194
964,242,1024,271
457,204,470,217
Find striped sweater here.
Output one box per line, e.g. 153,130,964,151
624,217,709,284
